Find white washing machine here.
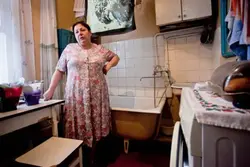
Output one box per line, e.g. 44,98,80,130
170,87,250,167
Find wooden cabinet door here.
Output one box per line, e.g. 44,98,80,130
182,0,212,21
155,0,182,26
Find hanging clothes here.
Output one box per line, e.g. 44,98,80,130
73,0,86,18
225,0,250,60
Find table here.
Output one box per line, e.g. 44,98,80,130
0,99,64,136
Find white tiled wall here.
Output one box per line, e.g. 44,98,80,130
103,37,167,98
103,28,217,98
165,34,214,83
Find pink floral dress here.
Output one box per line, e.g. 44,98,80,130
56,43,116,147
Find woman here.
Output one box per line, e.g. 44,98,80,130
43,21,119,166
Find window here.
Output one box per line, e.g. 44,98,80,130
0,32,8,83
0,0,24,83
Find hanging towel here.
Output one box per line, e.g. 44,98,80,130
241,0,250,59
226,0,247,60
244,0,250,44
225,0,250,60
73,0,86,18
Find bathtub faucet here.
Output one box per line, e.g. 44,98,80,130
140,76,161,81
140,66,171,108
140,68,169,81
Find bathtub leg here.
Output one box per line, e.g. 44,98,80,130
124,139,129,154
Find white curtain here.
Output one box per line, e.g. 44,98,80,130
40,0,61,99
0,0,35,83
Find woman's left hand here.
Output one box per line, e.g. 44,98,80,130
103,63,112,75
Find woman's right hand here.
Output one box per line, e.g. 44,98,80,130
43,89,54,101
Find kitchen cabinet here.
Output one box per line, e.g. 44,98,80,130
155,0,212,26
182,0,212,21
155,0,182,26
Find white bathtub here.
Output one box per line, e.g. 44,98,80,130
110,96,166,114
110,96,166,141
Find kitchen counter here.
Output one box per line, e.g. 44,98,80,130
0,99,64,136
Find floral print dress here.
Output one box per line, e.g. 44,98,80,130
56,43,116,147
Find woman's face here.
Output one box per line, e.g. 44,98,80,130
74,24,92,46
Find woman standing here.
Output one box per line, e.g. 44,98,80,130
43,21,120,166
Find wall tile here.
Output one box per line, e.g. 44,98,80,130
185,36,200,48
135,78,144,87
171,71,189,83
185,71,200,82
136,88,145,97
199,70,214,81
126,88,136,97
126,77,136,87
125,39,134,50
175,37,187,49
199,45,213,58
117,69,126,77
125,58,136,68
199,58,213,70
175,50,199,61
167,39,175,50
144,88,154,97
176,59,199,71
110,87,119,96
169,60,178,71
133,58,143,68
125,50,134,58
134,38,144,49
142,57,155,68
118,88,127,96
117,59,125,69
168,50,176,61
107,68,117,78
118,78,126,87
118,49,125,59
116,41,124,52
105,33,214,99
143,49,154,58
126,68,136,77
186,36,198,43
165,33,214,83
138,78,154,87
135,67,154,78
185,48,199,58
110,78,119,87
143,37,154,50
109,42,117,52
